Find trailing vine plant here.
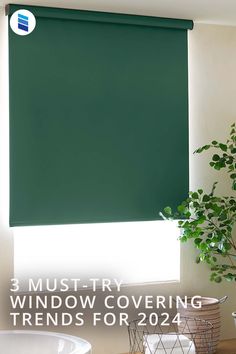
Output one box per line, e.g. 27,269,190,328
160,123,236,283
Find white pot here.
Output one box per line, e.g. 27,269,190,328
232,312,236,326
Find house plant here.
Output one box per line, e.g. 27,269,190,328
161,123,236,284
160,123,236,352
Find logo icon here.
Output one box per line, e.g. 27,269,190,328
10,10,36,36
18,13,29,32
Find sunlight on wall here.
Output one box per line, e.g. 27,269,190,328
14,220,180,290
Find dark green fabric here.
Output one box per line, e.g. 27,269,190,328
8,5,192,226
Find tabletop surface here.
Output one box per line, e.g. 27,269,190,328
216,339,236,354
121,339,236,354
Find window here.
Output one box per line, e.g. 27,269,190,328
14,220,180,290
7,6,192,287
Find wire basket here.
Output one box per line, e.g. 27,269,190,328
128,315,213,354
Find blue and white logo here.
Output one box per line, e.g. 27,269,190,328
10,10,36,36
18,13,29,32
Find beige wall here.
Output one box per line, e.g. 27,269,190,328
189,23,236,195
0,13,236,354
186,19,236,343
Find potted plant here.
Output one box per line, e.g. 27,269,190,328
160,123,236,352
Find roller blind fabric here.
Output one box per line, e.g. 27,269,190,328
8,4,193,226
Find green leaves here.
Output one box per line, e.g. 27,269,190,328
160,124,236,284
194,238,202,246
212,154,220,161
210,264,236,282
177,204,186,214
219,143,227,152
194,145,210,154
194,124,236,189
202,194,210,202
191,192,199,199
164,206,172,216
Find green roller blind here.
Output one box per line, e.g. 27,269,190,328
8,4,193,226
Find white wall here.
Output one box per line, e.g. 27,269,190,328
187,19,236,337
189,23,236,196
0,13,236,354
